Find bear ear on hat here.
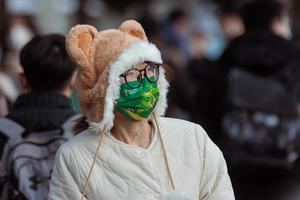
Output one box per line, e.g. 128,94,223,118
66,24,98,88
119,20,147,41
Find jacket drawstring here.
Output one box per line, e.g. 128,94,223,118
80,113,175,200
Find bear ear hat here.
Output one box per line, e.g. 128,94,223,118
66,20,169,134
119,20,147,41
66,25,98,88
65,20,146,89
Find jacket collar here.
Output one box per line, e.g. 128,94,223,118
7,92,76,133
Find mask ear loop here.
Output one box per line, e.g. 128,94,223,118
153,113,175,191
80,131,105,200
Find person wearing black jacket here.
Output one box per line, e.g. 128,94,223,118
218,1,300,199
219,0,300,115
219,0,300,81
0,34,78,158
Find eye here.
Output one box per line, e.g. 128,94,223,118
126,70,139,77
148,62,158,68
146,66,154,75
145,63,159,82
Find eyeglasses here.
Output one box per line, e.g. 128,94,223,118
120,62,160,88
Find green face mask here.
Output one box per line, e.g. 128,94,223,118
116,77,160,120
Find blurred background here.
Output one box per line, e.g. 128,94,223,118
1,0,300,199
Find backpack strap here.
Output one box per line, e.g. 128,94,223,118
0,118,24,140
0,118,24,159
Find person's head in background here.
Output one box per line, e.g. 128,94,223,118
19,34,77,97
189,31,209,59
139,14,161,44
6,14,37,52
216,0,245,40
168,9,190,34
240,0,291,39
219,12,245,40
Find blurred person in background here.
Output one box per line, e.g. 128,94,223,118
218,11,244,42
162,9,191,67
219,0,300,199
185,31,223,141
0,13,38,116
186,7,244,141
219,0,300,134
0,34,78,200
1,14,38,90
0,0,40,116
290,0,300,105
161,9,194,120
219,0,296,73
290,0,300,46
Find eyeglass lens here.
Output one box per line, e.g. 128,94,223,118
123,63,159,88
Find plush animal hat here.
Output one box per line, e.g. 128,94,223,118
66,20,169,134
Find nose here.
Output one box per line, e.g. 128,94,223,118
138,70,147,81
141,69,146,76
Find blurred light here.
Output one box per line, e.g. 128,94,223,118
6,0,41,15
53,0,79,15
84,0,104,18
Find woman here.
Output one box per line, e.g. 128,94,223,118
48,20,234,200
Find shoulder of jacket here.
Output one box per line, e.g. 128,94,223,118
158,117,197,127
158,117,209,150
59,129,97,151
158,117,206,135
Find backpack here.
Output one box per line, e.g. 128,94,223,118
222,67,300,169
0,114,80,200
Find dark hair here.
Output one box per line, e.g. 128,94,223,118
168,9,187,23
240,0,287,31
20,34,76,91
139,16,160,40
73,116,89,134
161,64,174,83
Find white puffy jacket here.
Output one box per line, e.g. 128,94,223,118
48,117,235,200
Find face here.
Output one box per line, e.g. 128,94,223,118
8,24,33,51
272,13,292,39
116,62,161,121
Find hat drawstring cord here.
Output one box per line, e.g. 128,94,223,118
153,113,175,191
80,131,105,200
80,113,175,200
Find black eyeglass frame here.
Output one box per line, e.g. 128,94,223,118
119,61,161,88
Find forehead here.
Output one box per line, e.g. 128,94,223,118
129,62,148,70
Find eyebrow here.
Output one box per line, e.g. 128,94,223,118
130,63,147,70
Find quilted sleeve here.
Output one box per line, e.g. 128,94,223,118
196,125,235,200
48,145,87,200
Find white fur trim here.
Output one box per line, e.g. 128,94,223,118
89,41,169,134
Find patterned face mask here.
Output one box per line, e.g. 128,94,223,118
116,77,160,120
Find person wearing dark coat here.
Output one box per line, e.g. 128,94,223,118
219,0,300,114
218,1,300,199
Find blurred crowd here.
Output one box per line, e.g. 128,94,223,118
1,0,300,199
